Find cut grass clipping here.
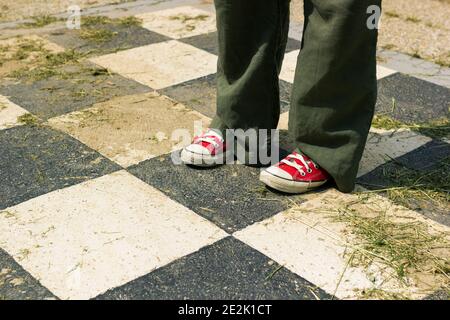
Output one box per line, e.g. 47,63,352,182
368,156,450,212
0,38,45,67
79,16,142,43
17,113,39,126
2,37,110,81
335,198,449,282
372,113,450,140
8,48,86,81
21,15,61,28
169,14,209,32
292,195,450,298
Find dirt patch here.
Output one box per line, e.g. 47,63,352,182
0,35,64,78
47,92,210,167
290,0,450,67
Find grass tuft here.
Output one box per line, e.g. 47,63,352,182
17,113,39,126
22,15,61,28
372,114,450,140
79,29,117,43
334,204,449,282
82,15,142,27
362,156,450,212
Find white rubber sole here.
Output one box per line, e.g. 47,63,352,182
259,170,327,194
180,148,233,167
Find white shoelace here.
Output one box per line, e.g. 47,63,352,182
281,153,314,177
195,130,223,149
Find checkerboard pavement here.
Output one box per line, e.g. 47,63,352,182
0,1,449,300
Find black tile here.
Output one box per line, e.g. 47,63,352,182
423,288,450,300
160,75,290,118
96,237,332,300
160,74,217,118
179,32,219,56
0,248,57,300
279,80,292,113
128,151,305,233
180,31,301,56
285,37,301,53
357,140,450,226
0,125,120,210
376,73,450,124
47,24,170,55
0,62,150,120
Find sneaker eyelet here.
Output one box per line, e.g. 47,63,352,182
307,168,313,173
300,172,306,177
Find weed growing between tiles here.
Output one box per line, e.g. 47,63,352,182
289,193,450,299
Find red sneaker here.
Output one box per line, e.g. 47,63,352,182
259,151,329,193
181,129,232,167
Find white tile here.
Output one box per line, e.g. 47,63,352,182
288,21,304,41
358,128,432,177
90,40,218,89
277,115,430,177
377,65,397,80
0,171,227,299
277,111,289,130
279,50,299,83
137,6,216,39
235,189,450,299
280,51,396,83
0,95,29,130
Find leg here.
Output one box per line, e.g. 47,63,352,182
210,0,291,133
289,0,380,192
181,0,290,167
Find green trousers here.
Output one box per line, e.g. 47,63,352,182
210,0,381,193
